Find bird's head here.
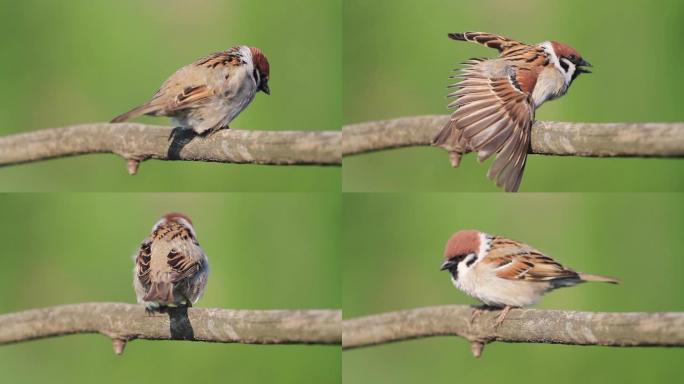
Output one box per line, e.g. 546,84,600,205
440,230,485,277
162,212,193,226
248,46,270,95
546,41,592,84
152,212,196,239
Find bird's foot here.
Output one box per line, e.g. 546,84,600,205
469,305,491,325
144,303,167,316
494,305,513,330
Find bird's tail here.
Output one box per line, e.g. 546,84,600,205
447,32,522,53
111,103,159,123
578,273,620,284
143,281,174,303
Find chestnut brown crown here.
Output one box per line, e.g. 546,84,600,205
443,230,481,261
163,212,193,227
550,41,592,75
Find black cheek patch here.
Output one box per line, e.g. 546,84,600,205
465,255,477,267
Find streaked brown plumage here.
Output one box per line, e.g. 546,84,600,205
440,230,617,327
433,32,591,192
134,213,209,312
112,46,270,135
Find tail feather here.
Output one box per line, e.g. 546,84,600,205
432,121,465,167
111,103,160,123
432,121,456,146
143,282,174,303
578,273,620,284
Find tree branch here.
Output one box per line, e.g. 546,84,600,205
342,305,684,357
0,302,341,354
343,115,684,158
0,123,341,174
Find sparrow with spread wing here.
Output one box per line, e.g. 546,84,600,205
433,32,591,192
112,46,270,135
440,230,618,327
134,213,209,313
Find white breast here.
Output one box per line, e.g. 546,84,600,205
453,261,550,307
531,66,568,108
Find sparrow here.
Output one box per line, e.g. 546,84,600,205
432,32,592,192
134,213,209,313
439,230,618,327
112,45,270,135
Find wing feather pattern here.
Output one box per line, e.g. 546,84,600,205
483,236,580,282
433,58,535,192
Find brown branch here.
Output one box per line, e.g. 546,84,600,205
0,123,341,173
0,302,341,354
343,115,684,157
343,305,684,357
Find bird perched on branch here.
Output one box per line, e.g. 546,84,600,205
439,230,618,327
433,32,591,192
112,46,270,135
134,213,209,313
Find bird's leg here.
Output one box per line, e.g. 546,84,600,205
494,305,513,329
469,304,490,325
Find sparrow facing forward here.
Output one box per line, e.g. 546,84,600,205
433,32,592,192
439,230,618,327
112,46,270,135
134,213,209,313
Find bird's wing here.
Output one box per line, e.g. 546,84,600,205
441,58,537,192
448,32,524,53
135,238,153,288
148,49,247,114
483,236,579,282
148,80,214,114
166,243,205,283
147,221,205,284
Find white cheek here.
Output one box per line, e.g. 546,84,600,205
561,58,575,84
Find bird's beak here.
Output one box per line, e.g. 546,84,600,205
578,59,592,74
260,81,271,95
440,259,457,271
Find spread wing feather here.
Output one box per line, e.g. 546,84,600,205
434,59,535,192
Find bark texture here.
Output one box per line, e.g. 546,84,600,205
0,123,341,172
0,302,341,354
343,305,684,356
343,115,684,157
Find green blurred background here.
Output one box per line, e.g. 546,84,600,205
0,193,341,383
343,193,684,383
0,0,341,191
343,0,684,191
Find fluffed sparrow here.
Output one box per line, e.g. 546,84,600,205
112,46,270,135
439,230,618,327
433,32,591,192
134,213,209,313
